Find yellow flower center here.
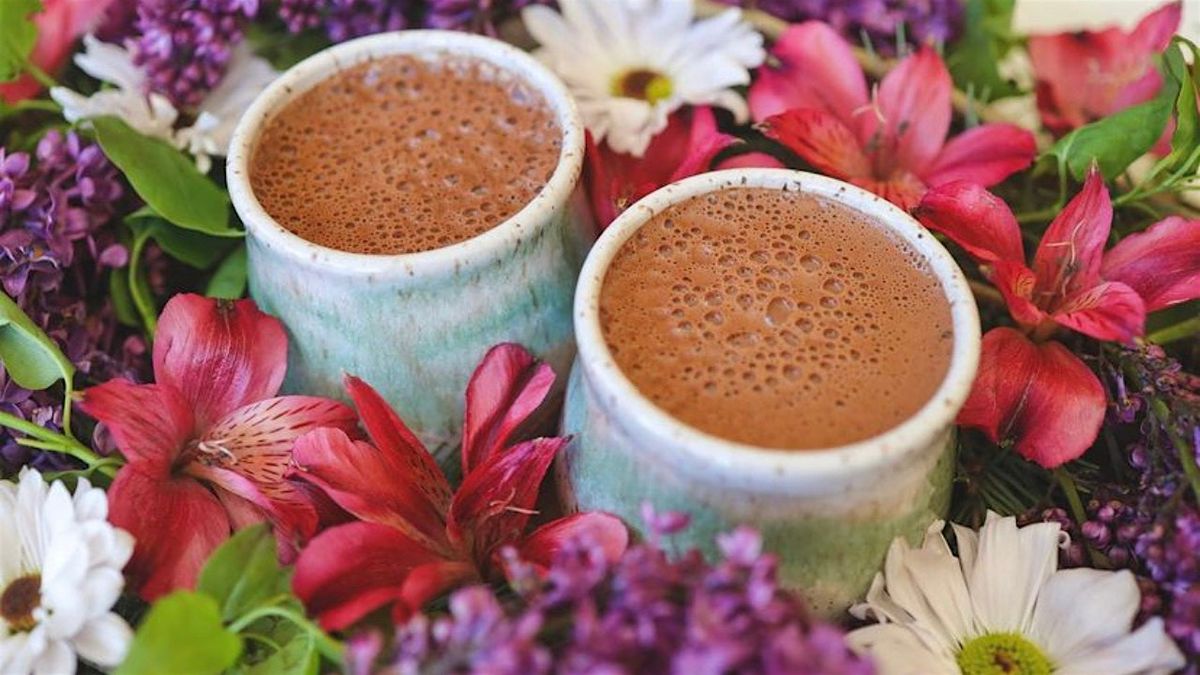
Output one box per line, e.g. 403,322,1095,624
0,574,41,632
612,68,673,105
957,632,1054,675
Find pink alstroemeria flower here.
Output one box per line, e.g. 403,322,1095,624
586,106,738,229
0,0,117,102
916,168,1200,467
1029,2,1181,135
79,294,358,599
290,344,628,631
750,21,1036,210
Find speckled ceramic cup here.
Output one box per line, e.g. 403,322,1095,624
558,169,980,617
227,31,590,464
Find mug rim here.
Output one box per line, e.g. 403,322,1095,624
226,29,584,280
572,168,981,492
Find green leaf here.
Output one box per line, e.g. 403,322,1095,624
206,245,248,299
198,524,290,622
237,623,319,675
108,268,139,327
92,117,240,237
128,225,159,336
1047,52,1182,181
0,0,40,82
1161,39,1200,177
116,592,242,675
0,292,74,391
946,0,1019,103
127,207,235,269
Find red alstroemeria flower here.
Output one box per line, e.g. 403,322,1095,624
290,344,628,631
750,21,1036,210
78,294,359,599
1029,2,1181,135
916,168,1200,467
586,106,737,229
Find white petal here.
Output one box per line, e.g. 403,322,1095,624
873,532,960,656
950,522,978,576
967,514,1059,634
0,632,38,675
1053,618,1185,675
74,35,144,92
845,624,958,675
70,479,106,523
72,614,132,668
32,639,74,675
1029,568,1140,663
81,568,123,619
903,547,977,646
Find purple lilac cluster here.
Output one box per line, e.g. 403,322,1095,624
278,0,551,41
349,512,873,674
132,0,260,108
278,0,414,41
0,132,149,475
721,0,963,54
1027,344,1200,668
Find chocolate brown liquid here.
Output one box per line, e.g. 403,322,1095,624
249,54,562,254
599,188,954,450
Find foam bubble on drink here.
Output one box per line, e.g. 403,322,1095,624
249,54,562,255
598,188,954,450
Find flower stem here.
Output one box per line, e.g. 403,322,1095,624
229,605,343,666
0,410,118,477
1055,467,1106,567
1147,316,1200,345
1150,398,1200,504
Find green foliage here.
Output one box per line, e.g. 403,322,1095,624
0,292,74,391
245,22,331,71
1047,48,1183,181
0,0,40,82
116,592,243,675
91,117,240,237
946,0,1019,103
198,525,290,623
207,245,249,299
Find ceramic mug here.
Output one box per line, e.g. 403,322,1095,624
558,168,981,616
227,30,590,464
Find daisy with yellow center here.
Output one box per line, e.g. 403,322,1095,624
847,513,1184,675
523,0,764,157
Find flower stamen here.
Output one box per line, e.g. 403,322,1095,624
0,574,42,633
612,68,674,105
957,632,1053,675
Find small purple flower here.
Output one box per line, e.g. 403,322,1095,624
423,0,553,35
279,0,414,42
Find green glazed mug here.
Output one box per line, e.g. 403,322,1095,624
227,30,591,464
558,168,981,616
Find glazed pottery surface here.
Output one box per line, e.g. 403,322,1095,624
559,168,981,617
227,30,590,464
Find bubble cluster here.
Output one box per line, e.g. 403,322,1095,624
598,188,955,450
249,54,562,255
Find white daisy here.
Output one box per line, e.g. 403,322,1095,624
51,36,278,173
523,0,764,157
846,513,1185,675
0,469,135,675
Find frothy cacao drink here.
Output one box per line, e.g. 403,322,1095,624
249,54,562,254
598,188,953,450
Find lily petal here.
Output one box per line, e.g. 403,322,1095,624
1052,281,1146,342
153,294,288,429
762,108,871,181
108,467,230,600
292,521,445,631
292,427,452,553
747,21,869,123
914,182,1025,265
448,437,567,567
957,328,1105,468
78,380,193,473
874,47,952,174
393,560,478,623
923,124,1036,189
991,261,1048,329
1032,168,1112,302
515,512,629,571
461,344,555,475
1101,216,1200,312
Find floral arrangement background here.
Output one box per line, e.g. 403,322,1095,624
0,0,1198,673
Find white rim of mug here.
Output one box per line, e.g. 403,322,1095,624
573,169,982,494
226,30,584,280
